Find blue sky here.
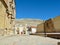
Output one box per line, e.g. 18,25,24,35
16,0,60,20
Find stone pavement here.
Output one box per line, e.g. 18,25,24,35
0,35,60,45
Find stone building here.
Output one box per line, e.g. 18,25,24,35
37,16,60,33
0,0,16,36
44,16,60,33
45,16,60,39
52,16,60,32
44,19,55,33
37,23,44,33
37,16,60,39
37,18,55,33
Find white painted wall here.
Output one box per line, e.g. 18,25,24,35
31,28,36,33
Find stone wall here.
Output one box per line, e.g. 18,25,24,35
52,16,60,32
37,17,60,33
36,16,60,39
0,0,16,36
37,23,44,33
44,19,55,33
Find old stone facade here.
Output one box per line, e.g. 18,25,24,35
37,19,55,33
44,16,60,33
37,23,44,33
52,16,60,32
37,16,60,39
37,16,60,33
0,0,16,36
44,19,55,33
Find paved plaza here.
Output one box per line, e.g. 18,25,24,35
0,35,60,45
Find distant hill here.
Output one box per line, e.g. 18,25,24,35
15,18,44,26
